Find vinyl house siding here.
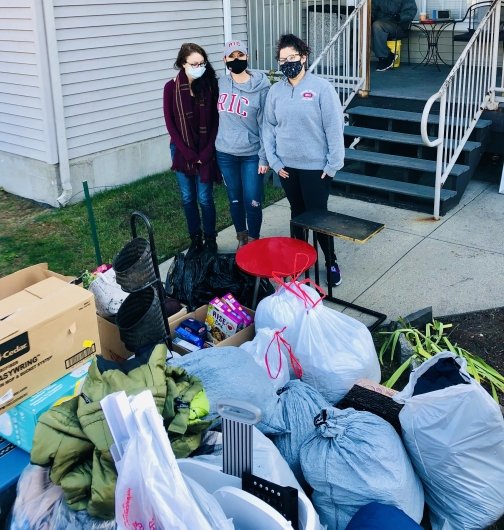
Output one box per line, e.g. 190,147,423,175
0,0,55,163
53,0,247,159
0,0,246,205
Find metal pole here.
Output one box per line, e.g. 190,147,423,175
82,180,102,266
360,0,371,97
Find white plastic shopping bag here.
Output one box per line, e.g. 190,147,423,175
394,352,504,530
88,267,128,317
240,327,302,388
102,390,230,530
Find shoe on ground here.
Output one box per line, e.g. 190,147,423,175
329,263,342,287
375,58,386,71
376,52,397,71
186,234,203,259
203,238,218,254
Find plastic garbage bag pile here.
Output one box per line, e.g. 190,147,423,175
9,279,504,530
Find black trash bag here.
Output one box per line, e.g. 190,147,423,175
165,252,274,310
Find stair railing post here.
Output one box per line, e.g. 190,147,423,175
434,91,447,220
359,0,371,97
487,0,501,110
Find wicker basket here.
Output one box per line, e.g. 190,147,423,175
113,237,157,293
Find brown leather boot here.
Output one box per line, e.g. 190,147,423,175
236,230,248,249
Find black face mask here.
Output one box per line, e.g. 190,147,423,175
280,60,303,79
227,58,248,74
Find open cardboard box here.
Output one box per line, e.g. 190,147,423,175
170,304,255,354
0,264,100,415
97,305,188,361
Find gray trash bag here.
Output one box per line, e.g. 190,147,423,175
300,407,424,530
273,380,330,487
170,346,287,434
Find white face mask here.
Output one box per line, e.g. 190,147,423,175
186,65,206,79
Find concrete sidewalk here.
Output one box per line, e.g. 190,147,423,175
160,179,504,326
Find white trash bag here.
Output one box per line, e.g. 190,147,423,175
240,327,302,389
254,279,322,346
394,351,504,530
295,303,380,404
88,267,128,317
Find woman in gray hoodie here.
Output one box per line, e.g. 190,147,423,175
263,34,345,286
215,40,271,249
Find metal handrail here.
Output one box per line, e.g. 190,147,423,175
308,0,369,109
421,0,502,218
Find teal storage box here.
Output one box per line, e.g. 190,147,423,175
0,437,30,527
0,361,91,452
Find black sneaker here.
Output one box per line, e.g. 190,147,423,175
186,234,203,259
330,263,342,286
203,238,218,254
375,58,386,71
376,52,397,71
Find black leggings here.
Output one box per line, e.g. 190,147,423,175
280,167,336,265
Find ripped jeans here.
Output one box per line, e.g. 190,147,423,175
216,151,264,239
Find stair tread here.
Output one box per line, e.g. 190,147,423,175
334,171,458,200
344,126,481,151
347,106,493,129
344,148,470,176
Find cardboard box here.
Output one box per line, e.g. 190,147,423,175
0,361,91,452
97,306,188,361
0,437,30,526
169,305,255,354
0,266,100,415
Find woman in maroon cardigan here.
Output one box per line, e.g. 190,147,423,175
163,43,220,256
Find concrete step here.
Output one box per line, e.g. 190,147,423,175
344,126,481,152
333,171,458,201
344,148,470,176
346,106,493,129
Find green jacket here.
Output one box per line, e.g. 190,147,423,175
30,344,210,520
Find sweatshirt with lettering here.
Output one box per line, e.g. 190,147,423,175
263,72,345,177
215,71,271,165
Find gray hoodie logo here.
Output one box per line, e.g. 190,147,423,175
218,93,249,117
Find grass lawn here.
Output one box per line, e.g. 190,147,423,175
0,171,285,278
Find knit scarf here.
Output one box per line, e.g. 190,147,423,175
173,69,214,179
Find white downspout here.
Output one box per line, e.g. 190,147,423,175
41,0,73,207
223,0,232,43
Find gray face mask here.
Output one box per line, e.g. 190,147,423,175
187,65,206,79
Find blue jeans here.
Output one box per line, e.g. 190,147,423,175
170,144,216,237
216,151,263,239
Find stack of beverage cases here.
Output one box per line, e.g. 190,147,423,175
1,262,503,530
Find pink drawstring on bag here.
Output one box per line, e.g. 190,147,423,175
264,327,303,379
272,252,326,310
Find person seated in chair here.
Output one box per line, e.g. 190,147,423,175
372,0,417,71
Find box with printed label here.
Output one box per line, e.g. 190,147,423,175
0,264,100,415
0,361,91,452
206,297,245,343
169,304,255,354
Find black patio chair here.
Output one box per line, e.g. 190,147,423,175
450,0,503,65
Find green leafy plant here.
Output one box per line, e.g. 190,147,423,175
267,68,282,84
81,270,97,290
379,319,504,402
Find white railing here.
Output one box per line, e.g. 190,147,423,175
246,0,366,107
421,0,502,218
308,0,368,108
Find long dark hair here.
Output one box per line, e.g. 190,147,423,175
275,34,311,61
174,42,218,100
